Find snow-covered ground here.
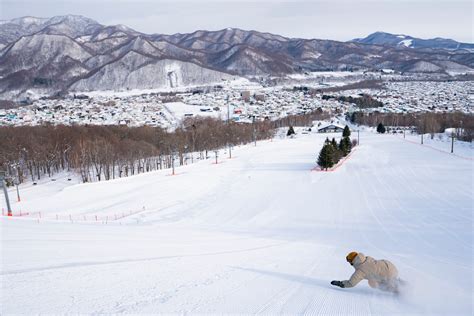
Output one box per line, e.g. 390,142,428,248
162,101,222,126
1,131,472,314
397,132,473,160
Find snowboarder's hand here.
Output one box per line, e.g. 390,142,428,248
331,280,344,288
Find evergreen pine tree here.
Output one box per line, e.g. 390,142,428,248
318,143,335,170
287,126,295,136
343,136,352,154
377,123,386,134
338,138,346,155
339,136,352,156
343,125,351,137
331,138,341,163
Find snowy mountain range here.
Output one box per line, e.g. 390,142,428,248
351,32,474,51
0,15,473,100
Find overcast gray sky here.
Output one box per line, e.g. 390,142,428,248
1,0,472,42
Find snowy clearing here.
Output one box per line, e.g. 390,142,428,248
1,131,473,314
162,101,221,125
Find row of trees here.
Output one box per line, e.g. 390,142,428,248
271,108,330,129
0,110,329,184
0,118,268,184
317,126,355,170
322,94,384,109
349,111,473,141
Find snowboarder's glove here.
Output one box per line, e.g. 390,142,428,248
331,280,345,288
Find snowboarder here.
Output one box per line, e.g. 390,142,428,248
331,252,400,293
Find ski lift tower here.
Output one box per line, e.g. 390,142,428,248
0,171,13,216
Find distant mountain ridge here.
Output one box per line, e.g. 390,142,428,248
0,15,103,49
0,15,473,101
351,31,474,51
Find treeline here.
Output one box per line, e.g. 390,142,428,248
0,100,19,109
317,80,384,93
0,110,329,184
349,111,474,141
322,94,384,109
271,108,330,128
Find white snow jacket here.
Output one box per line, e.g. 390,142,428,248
342,253,399,291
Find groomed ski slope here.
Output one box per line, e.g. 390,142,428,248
1,131,473,315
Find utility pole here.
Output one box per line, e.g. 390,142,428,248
0,172,12,216
421,133,423,145
451,132,455,153
183,145,188,165
171,151,176,175
13,164,21,202
15,179,20,202
252,115,256,146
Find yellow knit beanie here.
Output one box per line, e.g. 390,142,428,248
346,251,358,263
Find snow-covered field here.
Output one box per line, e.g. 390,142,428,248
162,102,222,125
397,132,473,160
1,131,473,314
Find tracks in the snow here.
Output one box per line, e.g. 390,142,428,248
1,241,289,276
